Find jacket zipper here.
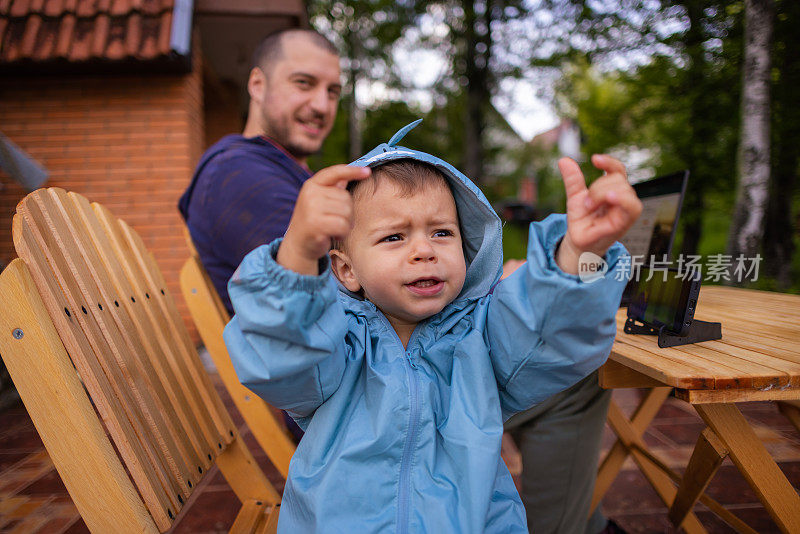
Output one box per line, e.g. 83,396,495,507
382,316,421,534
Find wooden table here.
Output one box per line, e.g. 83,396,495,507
594,286,800,533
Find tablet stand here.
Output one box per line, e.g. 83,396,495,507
624,318,722,348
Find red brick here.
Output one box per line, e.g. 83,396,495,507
0,71,203,342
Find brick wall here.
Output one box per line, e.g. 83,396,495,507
0,64,204,342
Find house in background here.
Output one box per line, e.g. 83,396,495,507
0,0,307,340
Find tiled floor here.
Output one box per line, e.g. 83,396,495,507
1,379,799,533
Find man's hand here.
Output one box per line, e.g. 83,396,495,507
277,165,371,275
556,155,642,275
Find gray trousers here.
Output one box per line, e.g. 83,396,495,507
505,370,611,534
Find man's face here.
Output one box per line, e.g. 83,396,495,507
333,178,467,333
256,35,341,160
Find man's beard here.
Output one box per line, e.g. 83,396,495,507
262,111,323,160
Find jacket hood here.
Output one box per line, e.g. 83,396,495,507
349,119,503,301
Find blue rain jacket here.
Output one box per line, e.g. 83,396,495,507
224,121,629,533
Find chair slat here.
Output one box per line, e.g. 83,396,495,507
66,192,215,476
113,212,235,445
0,259,162,534
13,201,179,528
93,202,234,450
26,190,197,499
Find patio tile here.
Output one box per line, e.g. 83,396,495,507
2,375,800,532
61,518,89,534
0,426,43,452
172,487,240,534
650,421,708,447
17,468,69,496
36,515,82,534
0,452,28,471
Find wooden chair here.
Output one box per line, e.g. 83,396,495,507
179,251,296,479
0,188,281,533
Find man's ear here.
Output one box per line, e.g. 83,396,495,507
247,67,266,104
329,249,361,293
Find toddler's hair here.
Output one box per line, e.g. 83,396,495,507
348,159,449,199
331,160,450,251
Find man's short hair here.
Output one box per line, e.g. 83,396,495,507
251,29,339,75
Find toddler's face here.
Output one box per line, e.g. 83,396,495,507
332,178,466,332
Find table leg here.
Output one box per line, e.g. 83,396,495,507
592,387,672,512
669,428,729,529
777,401,800,434
695,403,800,533
602,397,708,533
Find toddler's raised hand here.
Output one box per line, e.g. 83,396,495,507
278,165,371,275
556,155,642,275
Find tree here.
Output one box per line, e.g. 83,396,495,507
726,0,774,265
307,1,419,159
763,0,799,289
552,2,744,258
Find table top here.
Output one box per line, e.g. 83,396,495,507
610,286,800,394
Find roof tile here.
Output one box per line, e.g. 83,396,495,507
54,13,75,57
75,0,95,18
109,0,128,17
91,13,108,56
32,16,58,59
156,9,168,54
10,0,30,17
136,12,157,59
67,16,92,61
124,11,138,55
42,0,63,17
0,0,182,67
105,15,125,58
19,13,39,57
2,16,25,61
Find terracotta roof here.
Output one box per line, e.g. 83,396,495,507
0,0,191,70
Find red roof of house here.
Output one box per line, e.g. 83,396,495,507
0,0,181,67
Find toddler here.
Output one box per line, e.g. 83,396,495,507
224,121,642,533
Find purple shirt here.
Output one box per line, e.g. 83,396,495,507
179,134,312,314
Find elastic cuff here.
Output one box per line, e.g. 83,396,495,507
262,238,333,292
532,214,628,283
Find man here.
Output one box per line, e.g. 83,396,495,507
500,262,625,534
179,28,341,314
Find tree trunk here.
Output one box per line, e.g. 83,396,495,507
763,0,799,289
462,0,491,185
679,0,709,257
346,31,363,161
726,0,774,266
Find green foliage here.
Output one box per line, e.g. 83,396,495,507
306,0,799,291
502,222,528,261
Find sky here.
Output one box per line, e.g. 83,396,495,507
354,24,562,142
339,1,691,142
